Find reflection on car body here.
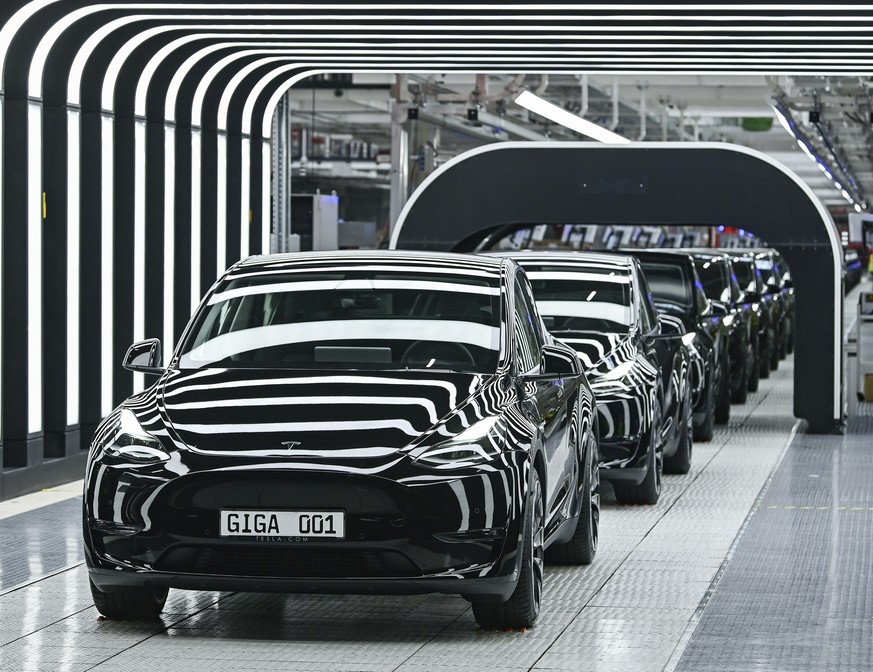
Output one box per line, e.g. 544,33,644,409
622,249,728,443
484,251,693,504
84,251,599,629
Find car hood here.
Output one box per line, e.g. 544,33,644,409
550,330,633,378
157,368,489,457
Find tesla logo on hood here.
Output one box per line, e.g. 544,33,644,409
281,441,302,449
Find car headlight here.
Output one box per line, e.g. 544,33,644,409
102,409,170,464
412,417,503,468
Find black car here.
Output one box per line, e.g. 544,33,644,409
623,249,729,442
487,251,693,502
770,249,796,356
728,251,777,384
84,251,599,630
748,248,794,363
683,250,754,411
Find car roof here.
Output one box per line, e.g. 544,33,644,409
482,249,634,272
234,249,510,275
676,248,732,262
619,248,696,264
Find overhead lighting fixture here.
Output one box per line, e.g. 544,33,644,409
514,90,631,145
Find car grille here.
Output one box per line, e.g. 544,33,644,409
156,545,421,578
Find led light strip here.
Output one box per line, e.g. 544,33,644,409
515,90,630,143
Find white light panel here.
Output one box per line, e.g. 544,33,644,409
27,103,42,434
66,109,80,426
514,90,631,143
241,137,250,259
190,130,202,313
164,125,175,357
216,133,227,276
101,114,114,416
133,120,146,393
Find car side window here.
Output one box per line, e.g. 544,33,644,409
513,279,541,374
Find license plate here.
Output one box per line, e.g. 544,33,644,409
219,510,344,538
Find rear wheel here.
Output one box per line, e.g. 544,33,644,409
759,340,771,379
472,469,544,629
747,337,760,392
731,343,749,404
770,330,781,371
665,393,693,475
90,578,168,621
714,354,731,424
613,407,663,505
546,428,599,565
693,368,715,442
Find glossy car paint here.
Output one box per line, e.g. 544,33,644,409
728,253,777,380
83,251,596,610
622,249,728,436
484,251,690,488
683,250,754,407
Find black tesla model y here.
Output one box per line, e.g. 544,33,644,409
84,251,599,629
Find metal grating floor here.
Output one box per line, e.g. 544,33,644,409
0,355,806,672
6,272,873,672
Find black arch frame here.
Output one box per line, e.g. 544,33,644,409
391,142,844,434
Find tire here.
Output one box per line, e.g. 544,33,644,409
613,407,663,505
714,354,731,425
778,331,788,360
731,351,749,404
759,342,771,379
546,428,599,565
665,394,692,475
747,337,760,392
693,369,715,442
770,330,781,371
90,578,168,621
472,469,544,629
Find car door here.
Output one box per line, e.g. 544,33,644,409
637,267,676,427
512,275,572,529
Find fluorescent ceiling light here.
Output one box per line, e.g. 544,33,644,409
514,90,631,144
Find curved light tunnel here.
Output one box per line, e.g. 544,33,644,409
0,1,862,497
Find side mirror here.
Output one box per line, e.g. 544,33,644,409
658,315,685,336
540,344,580,376
710,301,729,316
123,339,164,375
649,314,686,341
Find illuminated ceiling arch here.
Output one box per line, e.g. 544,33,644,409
1,0,871,496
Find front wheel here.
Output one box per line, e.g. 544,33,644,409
472,469,544,629
90,578,168,621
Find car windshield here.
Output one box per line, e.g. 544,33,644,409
639,262,692,312
732,259,759,295
177,270,502,373
521,264,633,334
694,259,732,303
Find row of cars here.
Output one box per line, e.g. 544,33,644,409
82,237,794,631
